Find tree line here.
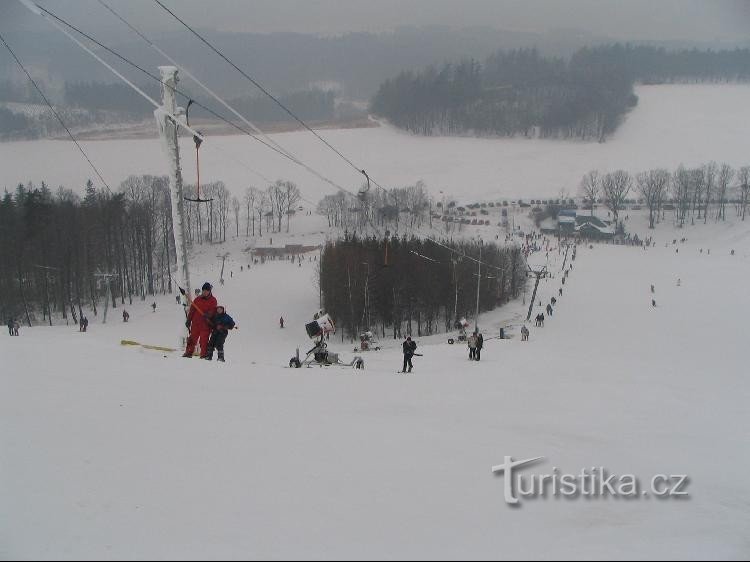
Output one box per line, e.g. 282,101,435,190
0,175,303,326
319,235,527,341
0,177,174,327
371,44,750,141
578,162,750,229
317,182,436,237
0,81,336,139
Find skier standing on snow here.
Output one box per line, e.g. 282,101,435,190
280,316,284,329
183,282,218,359
122,310,129,323
7,318,13,336
521,325,530,341
205,305,236,362
475,331,484,361
13,320,19,336
467,332,477,360
402,336,417,373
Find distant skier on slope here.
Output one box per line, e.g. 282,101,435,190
205,305,236,362
401,336,417,373
183,282,218,359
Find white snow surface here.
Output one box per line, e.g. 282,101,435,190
2,210,750,560
0,84,749,202
2,83,750,559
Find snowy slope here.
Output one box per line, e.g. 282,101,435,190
0,84,749,202
2,213,749,559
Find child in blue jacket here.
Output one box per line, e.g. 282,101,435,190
205,305,236,362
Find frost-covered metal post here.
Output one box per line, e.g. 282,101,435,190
155,66,191,298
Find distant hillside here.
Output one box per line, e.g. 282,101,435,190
370,44,750,141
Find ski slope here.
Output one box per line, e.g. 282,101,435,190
0,84,749,202
2,212,749,559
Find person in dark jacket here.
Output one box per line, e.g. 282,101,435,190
475,331,484,361
205,305,236,362
402,336,417,373
7,318,14,336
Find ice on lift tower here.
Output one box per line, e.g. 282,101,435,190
154,66,192,345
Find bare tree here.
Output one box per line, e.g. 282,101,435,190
579,170,600,216
738,166,750,221
637,169,670,229
256,191,267,237
243,187,256,237
715,164,733,222
232,196,241,238
702,162,717,224
211,182,230,242
672,166,692,227
282,181,302,232
601,170,631,225
267,181,290,233
690,167,704,222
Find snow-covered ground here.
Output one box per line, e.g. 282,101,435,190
0,84,749,202
2,209,749,559
2,83,750,559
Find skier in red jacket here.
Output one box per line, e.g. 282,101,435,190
183,282,218,358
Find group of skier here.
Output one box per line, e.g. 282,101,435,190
467,331,484,361
182,282,236,362
6,318,20,336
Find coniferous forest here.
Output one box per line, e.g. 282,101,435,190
371,45,750,141
319,235,527,340
0,176,301,326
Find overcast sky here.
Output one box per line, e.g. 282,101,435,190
2,0,749,42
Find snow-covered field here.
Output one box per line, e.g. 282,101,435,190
2,210,749,559
0,84,749,202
